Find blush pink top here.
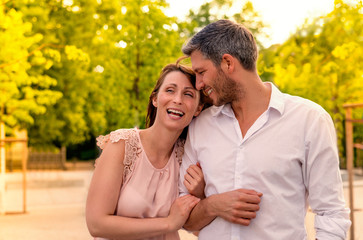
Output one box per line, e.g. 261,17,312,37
95,128,184,240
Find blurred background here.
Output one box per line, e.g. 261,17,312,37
0,0,362,239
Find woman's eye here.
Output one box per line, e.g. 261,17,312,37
166,88,174,93
185,92,194,97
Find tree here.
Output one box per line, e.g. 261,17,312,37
93,0,185,130
180,0,269,50
0,2,62,136
264,0,363,163
6,0,100,148
11,0,186,151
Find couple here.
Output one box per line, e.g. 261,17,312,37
86,19,351,240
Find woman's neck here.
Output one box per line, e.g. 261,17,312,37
139,125,182,167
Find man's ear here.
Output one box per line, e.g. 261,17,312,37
194,104,204,117
221,54,235,73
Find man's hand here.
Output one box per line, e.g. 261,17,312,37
208,189,262,226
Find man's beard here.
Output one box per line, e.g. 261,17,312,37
212,69,242,106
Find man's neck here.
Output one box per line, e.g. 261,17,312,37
231,81,271,137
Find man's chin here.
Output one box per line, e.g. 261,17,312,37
214,101,225,107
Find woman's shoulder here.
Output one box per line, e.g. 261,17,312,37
96,128,139,150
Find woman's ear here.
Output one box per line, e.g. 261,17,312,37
152,95,157,108
194,103,204,117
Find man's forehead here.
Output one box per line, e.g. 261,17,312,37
190,51,209,70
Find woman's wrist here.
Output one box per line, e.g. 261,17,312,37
163,216,175,233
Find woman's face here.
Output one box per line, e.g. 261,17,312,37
153,71,202,131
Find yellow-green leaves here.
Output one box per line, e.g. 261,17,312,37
0,4,62,128
263,0,363,162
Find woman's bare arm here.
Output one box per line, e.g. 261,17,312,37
86,140,199,240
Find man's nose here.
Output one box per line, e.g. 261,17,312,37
196,76,205,90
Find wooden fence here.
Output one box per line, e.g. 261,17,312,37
6,146,66,171
27,147,67,170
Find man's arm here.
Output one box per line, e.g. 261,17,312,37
180,120,262,231
304,111,351,239
184,189,262,231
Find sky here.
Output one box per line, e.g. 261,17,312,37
164,0,336,47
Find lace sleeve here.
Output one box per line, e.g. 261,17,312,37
175,138,185,165
96,128,142,183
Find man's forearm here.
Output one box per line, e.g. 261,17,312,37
183,195,217,231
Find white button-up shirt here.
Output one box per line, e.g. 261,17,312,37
179,82,351,240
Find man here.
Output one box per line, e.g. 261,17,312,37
179,19,351,240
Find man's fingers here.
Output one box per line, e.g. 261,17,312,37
237,188,263,197
236,191,262,204
230,217,252,226
233,210,257,219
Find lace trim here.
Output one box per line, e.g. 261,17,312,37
96,129,185,179
96,128,142,182
174,138,185,165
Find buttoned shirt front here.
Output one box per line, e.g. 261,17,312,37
179,82,351,240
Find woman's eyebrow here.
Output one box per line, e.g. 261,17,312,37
165,83,177,87
184,86,196,90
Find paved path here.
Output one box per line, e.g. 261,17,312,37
0,165,362,240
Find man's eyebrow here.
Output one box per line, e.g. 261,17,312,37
193,67,203,73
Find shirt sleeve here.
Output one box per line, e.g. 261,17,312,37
303,110,351,239
179,121,198,196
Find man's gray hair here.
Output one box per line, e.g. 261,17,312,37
182,19,258,71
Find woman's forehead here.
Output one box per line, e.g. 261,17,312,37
162,71,195,89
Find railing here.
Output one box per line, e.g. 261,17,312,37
27,147,66,170
343,102,363,240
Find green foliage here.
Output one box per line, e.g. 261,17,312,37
3,0,361,164
3,0,184,149
97,0,184,129
182,0,269,49
262,0,363,162
0,4,62,131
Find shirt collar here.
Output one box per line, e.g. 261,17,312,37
210,82,285,117
266,82,285,115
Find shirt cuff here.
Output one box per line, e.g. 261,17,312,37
315,214,351,239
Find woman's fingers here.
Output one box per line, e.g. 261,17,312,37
186,165,203,179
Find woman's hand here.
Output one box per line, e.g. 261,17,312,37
184,163,205,199
167,195,200,231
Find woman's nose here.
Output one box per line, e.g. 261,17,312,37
173,93,182,104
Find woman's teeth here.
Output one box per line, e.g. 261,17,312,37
167,109,184,117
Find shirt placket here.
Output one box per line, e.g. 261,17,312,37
231,110,270,240
232,117,244,240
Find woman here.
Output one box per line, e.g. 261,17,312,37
86,62,205,240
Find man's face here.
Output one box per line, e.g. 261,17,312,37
190,50,239,106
